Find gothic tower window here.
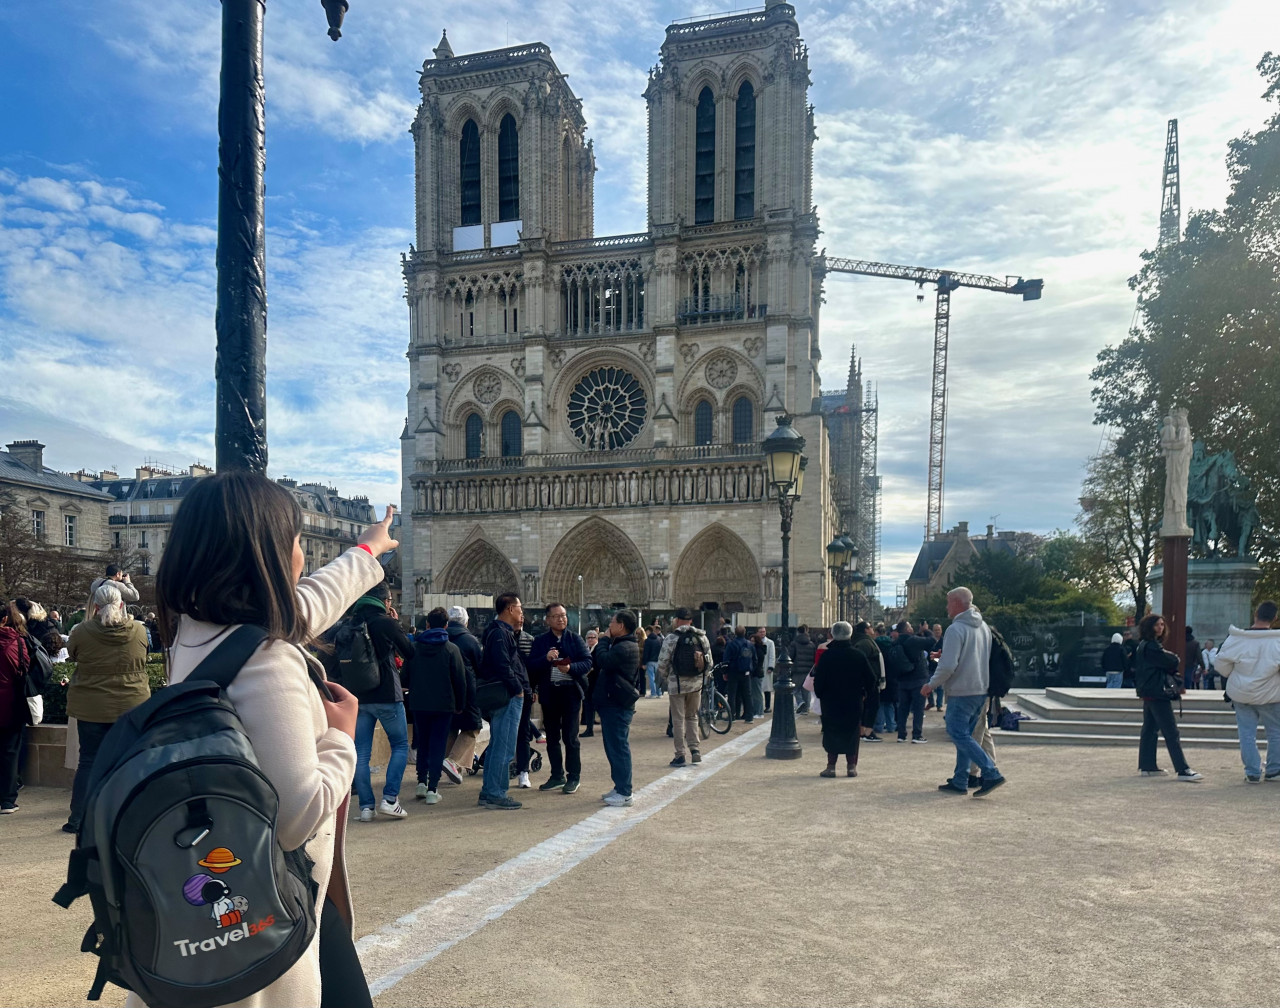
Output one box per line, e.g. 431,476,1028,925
734,81,756,220
694,87,716,225
731,396,754,444
460,119,481,226
500,409,522,457
465,412,483,458
694,400,713,446
498,114,520,222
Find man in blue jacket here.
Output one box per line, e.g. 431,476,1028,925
723,625,757,723
526,602,593,794
477,593,527,810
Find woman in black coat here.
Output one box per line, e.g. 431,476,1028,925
812,622,880,778
1134,612,1202,781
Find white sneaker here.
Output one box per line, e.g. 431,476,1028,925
379,799,408,818
603,793,633,807
1141,769,1169,777
358,806,375,822
517,771,532,789
1176,770,1204,782
442,759,463,785
424,790,441,804
415,782,430,800
601,788,618,801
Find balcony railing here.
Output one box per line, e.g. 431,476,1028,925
108,514,173,525
676,293,766,324
417,442,762,475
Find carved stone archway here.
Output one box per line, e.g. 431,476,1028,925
672,522,761,612
437,532,520,596
542,517,649,608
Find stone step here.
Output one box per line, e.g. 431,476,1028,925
1042,686,1230,711
993,728,1255,749
1017,718,1253,740
1014,692,1240,726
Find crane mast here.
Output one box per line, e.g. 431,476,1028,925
821,256,1043,541
1159,119,1181,248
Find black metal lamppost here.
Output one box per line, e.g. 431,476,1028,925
214,0,349,472
826,534,852,621
763,415,806,760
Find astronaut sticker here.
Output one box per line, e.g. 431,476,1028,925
183,847,248,928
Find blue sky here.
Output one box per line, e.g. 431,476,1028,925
1,0,1275,600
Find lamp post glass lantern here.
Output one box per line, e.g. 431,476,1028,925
762,415,804,759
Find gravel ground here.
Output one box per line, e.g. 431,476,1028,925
5,701,1275,1008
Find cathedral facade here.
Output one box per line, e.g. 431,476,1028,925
400,2,856,625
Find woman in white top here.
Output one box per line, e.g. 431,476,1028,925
134,471,396,1008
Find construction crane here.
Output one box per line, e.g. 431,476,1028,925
820,256,1043,541
1158,118,1181,248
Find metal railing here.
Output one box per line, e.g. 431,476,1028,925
418,442,762,475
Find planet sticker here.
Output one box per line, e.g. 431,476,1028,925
197,847,242,873
183,873,214,906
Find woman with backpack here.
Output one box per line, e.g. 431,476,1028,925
1134,612,1203,782
134,471,396,1008
64,582,150,833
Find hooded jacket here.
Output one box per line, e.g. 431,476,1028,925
402,629,467,713
1100,640,1128,674
657,624,712,696
927,606,991,697
349,597,414,704
788,632,818,678
446,622,482,731
65,617,149,723
1218,626,1280,706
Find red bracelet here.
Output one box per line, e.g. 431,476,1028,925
356,544,373,555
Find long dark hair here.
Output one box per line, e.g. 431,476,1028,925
155,471,306,646
1138,613,1164,642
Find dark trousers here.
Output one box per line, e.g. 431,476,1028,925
0,724,23,806
1139,698,1190,773
598,703,634,797
319,897,372,1008
581,687,598,730
69,720,113,828
896,684,926,740
728,674,754,720
542,682,583,780
515,692,534,773
412,711,453,792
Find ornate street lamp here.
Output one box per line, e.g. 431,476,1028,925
827,534,852,622
848,567,865,622
215,0,349,472
762,415,805,760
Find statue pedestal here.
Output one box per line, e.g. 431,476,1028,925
1151,558,1262,645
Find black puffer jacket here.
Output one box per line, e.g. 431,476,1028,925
592,634,642,709
351,599,415,704
789,632,818,678
402,630,466,713
447,622,482,731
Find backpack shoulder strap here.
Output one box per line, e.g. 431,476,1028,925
191,624,270,691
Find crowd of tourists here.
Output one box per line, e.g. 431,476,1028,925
2,469,1279,1007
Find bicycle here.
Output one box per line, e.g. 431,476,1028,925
698,663,733,737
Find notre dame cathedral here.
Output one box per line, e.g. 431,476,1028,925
400,1,875,625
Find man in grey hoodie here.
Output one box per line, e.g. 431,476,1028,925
923,587,1006,796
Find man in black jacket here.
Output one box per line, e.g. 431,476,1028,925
527,602,593,794
594,609,641,807
477,593,528,810
789,625,818,714
351,581,415,821
893,620,934,744
403,607,466,804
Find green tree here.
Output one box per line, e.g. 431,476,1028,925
1077,446,1163,617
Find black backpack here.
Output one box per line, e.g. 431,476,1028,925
987,624,1016,698
53,626,319,1008
331,617,380,694
884,639,913,676
671,631,703,678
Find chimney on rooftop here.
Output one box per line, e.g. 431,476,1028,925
189,463,214,478
5,440,45,472
99,469,118,481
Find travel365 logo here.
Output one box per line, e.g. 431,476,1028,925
174,846,275,957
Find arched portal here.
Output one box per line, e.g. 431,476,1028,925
437,534,519,596
543,517,649,608
672,522,761,612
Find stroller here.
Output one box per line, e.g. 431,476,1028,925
469,714,545,777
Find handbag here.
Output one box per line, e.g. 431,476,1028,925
26,693,44,726
1161,672,1182,701
475,678,512,717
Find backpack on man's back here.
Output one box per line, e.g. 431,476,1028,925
53,626,318,1008
331,616,381,694
671,630,705,678
987,624,1016,698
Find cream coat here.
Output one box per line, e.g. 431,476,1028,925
124,547,383,1008
1219,626,1280,706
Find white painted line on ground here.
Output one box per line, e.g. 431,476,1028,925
358,719,775,995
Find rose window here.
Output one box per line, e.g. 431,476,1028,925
567,367,647,450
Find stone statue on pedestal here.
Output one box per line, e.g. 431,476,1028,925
1160,408,1193,537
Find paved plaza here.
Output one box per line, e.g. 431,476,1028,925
4,702,1276,1007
